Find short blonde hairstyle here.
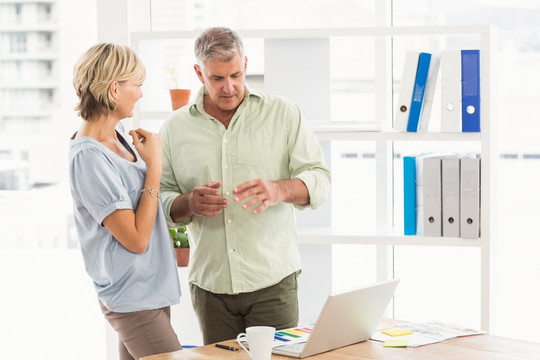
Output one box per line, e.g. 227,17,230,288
73,43,146,121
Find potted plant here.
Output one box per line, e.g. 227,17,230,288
169,226,190,267
165,66,191,110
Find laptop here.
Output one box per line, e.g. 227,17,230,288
271,278,399,358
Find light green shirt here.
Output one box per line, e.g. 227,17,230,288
159,86,331,294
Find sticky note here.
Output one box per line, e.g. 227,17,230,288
384,339,409,347
382,328,413,337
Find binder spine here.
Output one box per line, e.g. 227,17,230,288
460,156,481,238
423,156,442,237
394,51,420,132
403,156,417,235
441,50,462,132
407,52,432,132
461,49,481,132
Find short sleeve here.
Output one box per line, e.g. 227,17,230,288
70,146,133,225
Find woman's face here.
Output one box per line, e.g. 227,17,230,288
115,79,143,119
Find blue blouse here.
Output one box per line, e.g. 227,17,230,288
69,123,181,313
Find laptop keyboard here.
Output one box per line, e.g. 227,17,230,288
282,342,306,352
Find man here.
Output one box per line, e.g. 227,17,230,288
159,27,331,344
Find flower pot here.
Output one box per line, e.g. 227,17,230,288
169,89,191,110
175,247,190,267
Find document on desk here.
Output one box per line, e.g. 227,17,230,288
372,321,485,347
272,325,313,347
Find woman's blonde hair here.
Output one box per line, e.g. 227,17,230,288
73,43,146,121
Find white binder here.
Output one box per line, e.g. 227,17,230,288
440,50,462,132
423,156,443,237
418,53,440,132
442,156,461,237
460,156,481,238
413,153,434,236
394,51,420,132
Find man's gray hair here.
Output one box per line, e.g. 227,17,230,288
194,27,245,66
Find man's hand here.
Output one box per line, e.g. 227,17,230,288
233,178,310,214
233,179,281,214
189,181,228,217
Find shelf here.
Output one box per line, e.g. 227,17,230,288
297,227,481,247
131,24,496,331
314,129,481,142
131,25,494,42
137,111,482,142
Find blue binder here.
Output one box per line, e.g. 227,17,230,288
461,50,480,132
403,155,417,235
407,52,432,132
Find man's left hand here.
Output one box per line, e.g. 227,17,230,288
232,179,279,214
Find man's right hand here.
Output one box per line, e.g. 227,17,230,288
188,181,228,217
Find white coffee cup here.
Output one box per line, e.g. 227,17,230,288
236,326,276,360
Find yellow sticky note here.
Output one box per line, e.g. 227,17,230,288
384,339,409,347
382,328,413,337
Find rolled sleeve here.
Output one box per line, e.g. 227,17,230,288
295,169,331,209
70,147,133,224
287,104,332,210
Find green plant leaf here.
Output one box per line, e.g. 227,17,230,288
170,226,189,248
177,232,189,248
165,66,178,88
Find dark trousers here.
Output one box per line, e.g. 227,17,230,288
190,272,299,345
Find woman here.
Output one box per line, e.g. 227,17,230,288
69,43,182,360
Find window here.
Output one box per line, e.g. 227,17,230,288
15,4,22,23
1,1,99,355
9,32,27,53
38,3,53,22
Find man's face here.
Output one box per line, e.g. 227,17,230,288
194,53,247,113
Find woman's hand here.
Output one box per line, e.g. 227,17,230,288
129,128,163,170
104,128,164,253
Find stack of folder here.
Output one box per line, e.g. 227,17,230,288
394,49,481,133
403,153,480,238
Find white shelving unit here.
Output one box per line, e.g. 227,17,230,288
131,25,496,331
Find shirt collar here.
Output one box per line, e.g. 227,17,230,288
191,84,263,118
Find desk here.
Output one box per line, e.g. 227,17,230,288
141,335,540,359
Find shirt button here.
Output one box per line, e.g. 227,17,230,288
224,164,229,169
229,248,235,253
227,219,232,224
223,138,228,143
225,191,230,196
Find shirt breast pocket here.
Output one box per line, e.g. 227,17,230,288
237,131,272,165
